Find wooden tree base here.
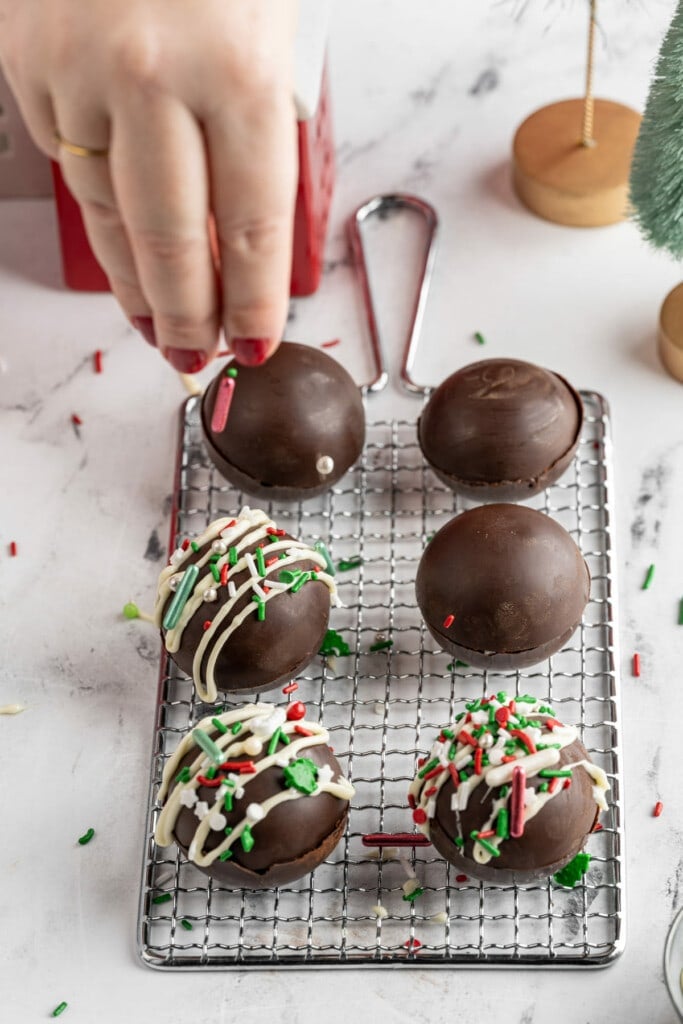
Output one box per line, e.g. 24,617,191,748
659,283,683,383
512,98,641,227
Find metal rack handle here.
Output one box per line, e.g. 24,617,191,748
348,193,439,395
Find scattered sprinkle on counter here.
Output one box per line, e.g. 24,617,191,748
679,598,683,625
456,874,468,883
642,563,655,590
336,555,362,572
71,413,82,427
9,540,17,557
654,801,664,818
77,828,95,846
474,331,486,345
180,919,193,931
369,639,393,652
51,1002,68,1017
321,339,340,348
632,652,641,677
152,892,173,904
93,349,103,373
0,703,26,715
372,905,388,919
282,681,298,695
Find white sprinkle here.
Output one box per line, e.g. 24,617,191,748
524,786,536,807
326,656,337,674
373,702,385,716
402,878,420,896
246,803,265,823
431,912,449,925
194,801,209,820
487,747,503,766
180,789,198,808
478,732,493,749
274,753,291,767
234,786,245,800
228,581,237,599
372,905,388,920
251,707,286,739
188,840,198,861
317,764,334,787
0,355,8,374
209,812,227,831
169,548,186,566
0,703,26,715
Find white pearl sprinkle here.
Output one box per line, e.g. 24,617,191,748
478,732,493,749
168,574,182,592
203,587,218,603
243,736,263,756
246,803,265,823
316,454,335,476
209,812,227,831
211,539,227,555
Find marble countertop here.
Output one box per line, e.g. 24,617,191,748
3,1,683,1021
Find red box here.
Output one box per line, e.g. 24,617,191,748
51,62,334,298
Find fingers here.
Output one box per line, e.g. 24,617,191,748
110,96,219,371
204,87,298,366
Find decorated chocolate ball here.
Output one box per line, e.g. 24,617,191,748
155,703,354,888
418,358,583,500
201,342,365,501
409,693,608,884
416,504,590,670
155,507,340,700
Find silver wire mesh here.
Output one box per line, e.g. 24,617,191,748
137,392,624,970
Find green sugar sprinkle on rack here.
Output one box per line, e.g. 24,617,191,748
474,331,486,345
77,827,95,846
181,919,193,931
337,555,362,571
152,892,173,904
679,598,683,626
369,639,393,652
642,564,655,590
52,1002,68,1017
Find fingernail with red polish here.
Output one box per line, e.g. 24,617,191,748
232,337,270,367
131,316,156,347
163,347,208,374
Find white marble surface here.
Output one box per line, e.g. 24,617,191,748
2,1,683,1021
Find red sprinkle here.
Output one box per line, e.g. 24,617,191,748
593,822,604,832
654,801,664,817
225,519,237,529
423,765,445,781
457,729,478,748
404,938,421,950
474,748,483,775
549,777,560,794
455,874,468,883
633,653,641,677
321,339,341,349
266,557,278,567
268,528,286,537
181,539,190,551
563,778,572,790
448,763,460,789
412,807,427,825
510,764,526,839
442,613,455,629
219,760,256,774
202,620,212,631
495,707,510,727
509,700,516,714
509,729,537,755
196,774,222,788
417,757,427,768
282,681,299,695
408,793,417,810
477,830,495,839
286,701,306,721
220,563,229,586
94,350,103,373
294,724,314,737
71,413,82,426
9,541,17,557
545,718,564,730
501,755,516,763
424,786,438,798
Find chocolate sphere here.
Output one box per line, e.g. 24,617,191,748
201,342,365,502
155,508,339,700
409,694,607,884
418,358,583,500
416,504,590,670
155,704,354,888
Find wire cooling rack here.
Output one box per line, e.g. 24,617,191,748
137,391,624,970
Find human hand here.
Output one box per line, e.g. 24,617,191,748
0,0,299,371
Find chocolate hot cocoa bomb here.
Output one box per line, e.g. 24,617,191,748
201,342,365,502
155,507,340,701
409,693,608,884
416,504,590,670
418,358,583,500
155,703,354,888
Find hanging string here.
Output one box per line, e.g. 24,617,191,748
582,0,597,147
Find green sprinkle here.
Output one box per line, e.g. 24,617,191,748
176,766,191,783
426,532,435,544
209,553,220,564
553,852,591,888
223,790,233,812
496,808,509,839
77,827,95,846
163,563,200,630
206,766,217,780
240,825,255,853
190,541,199,553
679,598,683,625
470,831,500,858
459,770,469,782
210,563,221,583
256,546,266,577
228,546,238,566
319,629,351,657
642,564,655,590
211,717,228,735
226,366,238,378
369,639,393,652
283,757,319,795
122,602,140,620
419,757,439,779
402,886,425,903
499,785,509,798
454,836,465,848
291,571,312,594
314,541,335,576
538,769,572,778
279,552,287,560
52,1003,68,1018
268,727,284,756
466,699,482,712
474,331,486,345
539,782,549,793
442,728,455,740
455,712,465,722
192,727,224,765
230,721,242,735
448,742,457,761
337,555,362,572
181,919,193,931
538,705,554,714
497,691,508,703
152,892,172,904
279,569,298,584
224,826,232,836
517,695,538,704
251,595,266,621
219,847,233,861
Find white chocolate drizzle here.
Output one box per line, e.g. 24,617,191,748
155,704,354,868
154,507,341,701
408,694,609,866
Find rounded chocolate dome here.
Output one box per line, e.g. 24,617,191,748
415,504,590,670
155,704,354,888
201,342,365,502
418,358,583,500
